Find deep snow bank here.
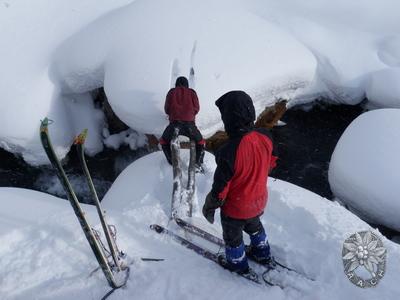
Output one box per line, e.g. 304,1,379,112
329,109,400,231
1,152,400,299
251,0,400,107
52,0,315,136
0,0,133,165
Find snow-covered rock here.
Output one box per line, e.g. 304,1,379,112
0,0,132,165
2,151,399,299
329,109,400,230
52,0,316,137
366,69,400,108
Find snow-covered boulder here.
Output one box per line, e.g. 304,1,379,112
0,0,133,165
366,69,400,108
52,0,316,137
251,0,400,106
329,109,400,230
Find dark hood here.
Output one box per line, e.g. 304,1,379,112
215,91,256,137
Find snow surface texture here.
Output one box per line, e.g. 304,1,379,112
329,109,400,231
0,0,133,165
2,0,400,164
1,151,400,299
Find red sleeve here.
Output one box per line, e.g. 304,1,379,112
192,91,200,115
165,90,172,115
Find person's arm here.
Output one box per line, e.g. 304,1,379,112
211,152,234,200
164,90,172,115
203,145,236,223
255,128,278,172
192,90,200,115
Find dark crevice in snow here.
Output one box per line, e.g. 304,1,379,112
93,87,129,135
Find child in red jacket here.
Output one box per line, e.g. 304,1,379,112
202,91,277,275
160,76,205,168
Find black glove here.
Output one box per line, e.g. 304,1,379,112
202,192,224,224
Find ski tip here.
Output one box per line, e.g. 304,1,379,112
150,224,164,233
174,217,184,225
40,117,52,132
74,129,88,145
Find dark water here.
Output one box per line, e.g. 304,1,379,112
0,101,398,239
270,101,398,239
0,145,150,204
270,101,364,199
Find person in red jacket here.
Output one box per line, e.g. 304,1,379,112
160,76,205,168
202,90,277,275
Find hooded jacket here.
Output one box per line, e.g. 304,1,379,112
211,91,277,219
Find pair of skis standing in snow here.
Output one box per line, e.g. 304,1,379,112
40,122,130,292
159,77,278,279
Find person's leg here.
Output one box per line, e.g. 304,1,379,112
221,213,249,273
160,123,176,165
244,216,271,263
187,123,205,165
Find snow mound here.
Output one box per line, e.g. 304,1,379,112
52,0,316,136
250,0,400,106
329,109,400,230
366,69,400,108
1,152,400,299
0,0,132,165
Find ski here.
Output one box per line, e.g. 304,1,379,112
174,217,314,281
150,224,261,284
74,129,123,271
170,129,196,219
40,118,126,289
170,128,182,219
186,140,196,217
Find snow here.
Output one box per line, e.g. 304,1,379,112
103,128,148,151
1,0,400,164
250,0,400,106
0,0,133,165
1,151,400,299
366,69,400,108
329,109,400,231
52,0,315,137
1,1,400,295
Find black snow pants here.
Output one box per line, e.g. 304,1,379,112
160,121,205,165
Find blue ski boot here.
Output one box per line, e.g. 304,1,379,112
222,243,249,273
246,229,272,265
218,242,259,281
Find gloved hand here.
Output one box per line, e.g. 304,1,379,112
202,192,224,224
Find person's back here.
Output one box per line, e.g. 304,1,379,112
165,86,199,122
160,76,205,168
217,128,275,219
